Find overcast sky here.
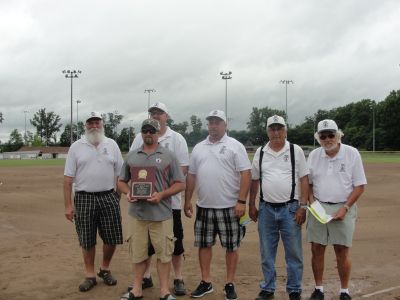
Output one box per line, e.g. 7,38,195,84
1,0,399,142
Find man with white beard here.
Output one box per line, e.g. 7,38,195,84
64,112,124,292
307,119,367,300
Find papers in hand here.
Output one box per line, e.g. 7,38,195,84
239,214,251,227
308,201,333,224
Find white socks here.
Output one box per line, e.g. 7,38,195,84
315,286,324,292
340,288,350,295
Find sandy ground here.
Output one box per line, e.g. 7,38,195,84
0,163,399,300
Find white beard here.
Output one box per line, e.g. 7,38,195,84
85,127,105,145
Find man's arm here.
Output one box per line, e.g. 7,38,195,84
249,179,259,222
184,173,196,218
235,169,251,218
63,175,74,222
333,185,365,220
294,175,309,225
148,181,185,204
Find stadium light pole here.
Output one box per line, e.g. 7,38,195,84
23,110,29,144
371,102,376,152
280,80,294,125
220,71,232,130
128,119,133,149
62,69,81,145
76,100,82,139
144,89,156,114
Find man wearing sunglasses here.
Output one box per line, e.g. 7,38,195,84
249,115,309,300
307,119,367,300
124,102,189,298
119,118,185,300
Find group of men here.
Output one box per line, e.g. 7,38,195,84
64,103,366,300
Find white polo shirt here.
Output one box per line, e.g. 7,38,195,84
130,127,189,209
307,143,367,203
64,136,124,192
251,141,309,203
189,134,251,208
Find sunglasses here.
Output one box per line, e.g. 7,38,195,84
319,133,335,140
141,128,157,134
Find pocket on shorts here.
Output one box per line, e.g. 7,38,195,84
126,234,134,257
165,234,176,257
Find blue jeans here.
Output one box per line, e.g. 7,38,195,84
258,200,303,294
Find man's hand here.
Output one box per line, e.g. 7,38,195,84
147,192,163,204
65,206,74,222
249,204,258,222
294,207,307,225
234,202,246,218
332,206,347,220
184,202,193,218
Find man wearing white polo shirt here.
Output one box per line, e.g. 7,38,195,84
307,119,367,300
184,110,251,300
124,102,189,297
64,112,124,292
249,115,309,300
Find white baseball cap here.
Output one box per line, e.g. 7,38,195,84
148,102,169,115
206,110,226,122
85,111,102,123
267,115,286,127
317,119,338,133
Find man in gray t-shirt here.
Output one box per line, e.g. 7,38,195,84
118,119,185,300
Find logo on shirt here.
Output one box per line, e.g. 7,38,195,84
102,148,108,155
164,142,170,149
283,154,289,162
339,163,346,172
219,145,227,154
156,158,162,163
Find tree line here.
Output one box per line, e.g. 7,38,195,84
1,90,399,152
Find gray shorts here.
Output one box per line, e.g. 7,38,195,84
307,202,357,247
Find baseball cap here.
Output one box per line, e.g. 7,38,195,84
141,119,160,131
267,115,286,127
86,111,102,123
148,102,169,115
317,119,338,133
206,110,226,122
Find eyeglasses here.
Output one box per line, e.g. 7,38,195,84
150,110,165,116
141,128,157,134
319,133,335,140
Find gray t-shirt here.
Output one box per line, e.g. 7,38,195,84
120,144,184,221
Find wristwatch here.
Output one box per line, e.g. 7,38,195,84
343,204,350,211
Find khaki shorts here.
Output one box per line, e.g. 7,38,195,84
307,202,357,247
127,216,175,263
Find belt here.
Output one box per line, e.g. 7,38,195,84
264,199,296,208
76,189,114,196
319,201,341,205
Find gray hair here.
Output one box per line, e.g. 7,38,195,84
314,129,344,145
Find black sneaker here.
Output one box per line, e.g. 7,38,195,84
190,281,214,298
224,283,238,300
309,289,324,300
142,277,153,289
339,293,351,300
289,292,301,300
255,290,275,300
174,279,186,296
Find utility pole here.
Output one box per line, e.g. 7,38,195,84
280,80,294,125
62,69,81,145
220,71,232,130
23,110,29,144
144,89,156,115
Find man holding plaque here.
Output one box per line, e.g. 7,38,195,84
118,118,185,300
64,112,124,292
307,120,366,300
126,102,189,297
184,110,251,300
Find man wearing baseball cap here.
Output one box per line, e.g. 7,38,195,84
64,112,124,292
307,119,367,300
184,110,251,300
125,103,189,297
249,115,309,300
119,118,185,300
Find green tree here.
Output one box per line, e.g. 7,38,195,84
167,118,189,138
102,112,123,140
117,126,135,152
0,112,3,123
30,108,62,145
247,107,286,145
7,129,24,151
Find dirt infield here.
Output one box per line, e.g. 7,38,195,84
0,163,399,300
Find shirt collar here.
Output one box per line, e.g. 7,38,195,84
205,133,228,145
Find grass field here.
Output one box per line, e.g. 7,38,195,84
0,151,399,167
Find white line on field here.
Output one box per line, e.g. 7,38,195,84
362,285,400,298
